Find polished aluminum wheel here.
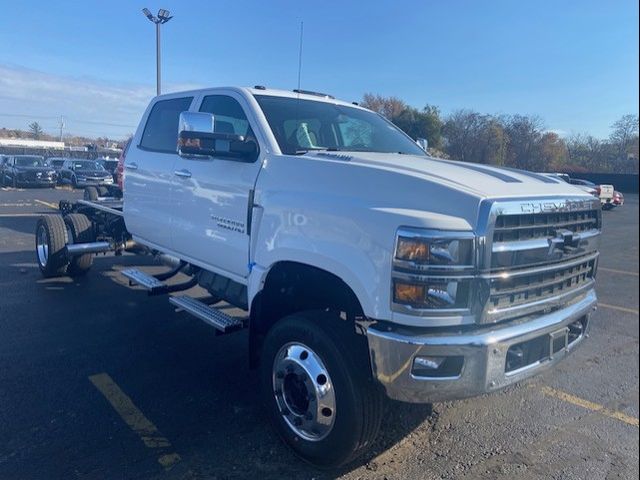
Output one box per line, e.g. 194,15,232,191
36,225,49,268
272,342,336,441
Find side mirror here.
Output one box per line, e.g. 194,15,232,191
177,111,258,161
416,138,429,152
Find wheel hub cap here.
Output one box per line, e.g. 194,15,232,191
36,225,49,267
273,342,336,441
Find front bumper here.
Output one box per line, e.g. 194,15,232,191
17,177,56,186
76,177,113,186
367,289,596,403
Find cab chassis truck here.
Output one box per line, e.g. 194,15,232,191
34,86,601,467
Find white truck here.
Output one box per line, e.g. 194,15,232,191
35,87,601,467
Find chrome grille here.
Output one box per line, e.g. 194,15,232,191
493,210,599,242
488,255,596,311
481,198,601,324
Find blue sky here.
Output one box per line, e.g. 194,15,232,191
0,0,638,139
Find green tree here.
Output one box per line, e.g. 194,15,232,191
28,121,44,140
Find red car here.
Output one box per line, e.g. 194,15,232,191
612,191,624,207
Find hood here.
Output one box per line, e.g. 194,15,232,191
306,151,589,199
15,166,56,174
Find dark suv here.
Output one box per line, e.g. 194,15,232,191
0,155,57,188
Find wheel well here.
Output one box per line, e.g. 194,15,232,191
248,261,365,367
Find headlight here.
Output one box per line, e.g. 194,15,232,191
394,229,475,269
392,229,476,313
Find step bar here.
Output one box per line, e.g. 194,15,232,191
169,295,244,333
121,267,167,294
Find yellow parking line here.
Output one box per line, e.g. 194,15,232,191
599,267,639,277
89,373,182,470
598,303,639,315
539,385,639,427
34,199,58,210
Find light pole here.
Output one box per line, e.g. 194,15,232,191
142,8,172,96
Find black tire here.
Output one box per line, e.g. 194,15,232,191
259,311,383,468
64,213,95,276
84,186,99,201
35,215,69,277
97,186,109,197
71,175,78,188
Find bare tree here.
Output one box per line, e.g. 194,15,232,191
610,114,639,158
361,93,406,119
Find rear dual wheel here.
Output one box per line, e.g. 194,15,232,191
35,213,94,277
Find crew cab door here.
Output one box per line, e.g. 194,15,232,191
171,92,262,278
124,95,194,247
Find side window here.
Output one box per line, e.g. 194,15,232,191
140,96,193,152
199,95,254,139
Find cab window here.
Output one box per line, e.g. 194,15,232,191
140,96,194,153
199,95,255,139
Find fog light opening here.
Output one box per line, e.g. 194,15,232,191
412,355,464,379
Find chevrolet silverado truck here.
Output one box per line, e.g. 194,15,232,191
34,87,601,467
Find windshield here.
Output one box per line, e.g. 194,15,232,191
15,156,45,167
74,161,106,171
255,95,426,156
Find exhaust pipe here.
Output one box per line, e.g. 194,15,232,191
156,253,182,268
66,241,112,255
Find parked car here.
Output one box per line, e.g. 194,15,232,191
35,86,601,467
612,190,624,207
0,155,57,188
97,157,119,183
58,159,114,188
567,178,615,208
542,173,615,208
45,157,67,171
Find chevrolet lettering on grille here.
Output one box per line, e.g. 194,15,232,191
520,199,597,214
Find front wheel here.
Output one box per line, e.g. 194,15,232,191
259,311,383,468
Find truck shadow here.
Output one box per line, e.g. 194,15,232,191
0,248,435,480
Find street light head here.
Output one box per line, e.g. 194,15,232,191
142,7,157,22
158,9,172,22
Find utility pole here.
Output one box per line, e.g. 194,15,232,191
59,116,65,142
142,8,173,96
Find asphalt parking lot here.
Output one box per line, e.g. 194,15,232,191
0,187,638,480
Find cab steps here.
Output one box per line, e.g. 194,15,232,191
169,295,244,333
121,268,167,293
121,266,196,295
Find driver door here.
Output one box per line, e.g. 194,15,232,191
170,91,262,278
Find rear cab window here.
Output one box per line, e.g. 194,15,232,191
140,96,194,153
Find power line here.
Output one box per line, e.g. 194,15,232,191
0,112,137,128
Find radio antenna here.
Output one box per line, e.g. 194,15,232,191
297,21,304,92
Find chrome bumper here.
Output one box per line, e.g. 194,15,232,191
367,290,597,403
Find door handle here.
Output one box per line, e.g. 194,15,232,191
174,169,192,178
126,162,138,170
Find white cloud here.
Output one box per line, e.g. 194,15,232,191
0,64,203,139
